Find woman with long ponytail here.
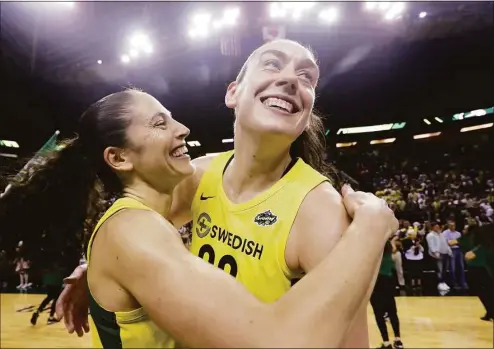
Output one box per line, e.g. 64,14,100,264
1,89,397,348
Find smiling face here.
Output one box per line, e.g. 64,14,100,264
104,92,195,193
225,40,320,140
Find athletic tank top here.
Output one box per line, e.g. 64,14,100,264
189,151,329,303
86,197,175,349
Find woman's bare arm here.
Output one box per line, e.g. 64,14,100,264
103,191,395,348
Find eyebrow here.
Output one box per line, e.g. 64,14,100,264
258,49,319,72
149,112,169,123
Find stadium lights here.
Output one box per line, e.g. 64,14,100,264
336,142,357,148
460,123,493,133
121,54,130,64
319,7,338,24
189,8,240,39
434,117,443,123
370,138,396,145
365,2,405,21
0,140,20,148
419,11,427,18
120,32,153,64
0,153,18,159
423,118,431,125
187,141,201,147
269,2,316,20
414,132,441,140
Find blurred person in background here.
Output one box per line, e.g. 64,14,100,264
370,240,404,349
402,229,425,294
14,240,31,290
460,219,494,321
391,236,405,290
0,250,9,290
443,220,468,290
30,261,63,325
426,222,452,292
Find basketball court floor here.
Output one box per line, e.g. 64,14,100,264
1,293,493,348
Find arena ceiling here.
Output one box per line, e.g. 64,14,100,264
1,1,493,156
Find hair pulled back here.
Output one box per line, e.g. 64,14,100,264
0,90,138,267
235,40,342,188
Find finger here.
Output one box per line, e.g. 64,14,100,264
83,320,90,333
64,303,75,334
63,277,78,285
55,287,70,320
341,184,354,197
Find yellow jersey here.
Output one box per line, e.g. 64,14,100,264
189,151,329,302
87,197,175,349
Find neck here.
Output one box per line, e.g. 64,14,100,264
122,183,173,218
225,130,292,201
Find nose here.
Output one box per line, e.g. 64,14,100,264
175,121,190,139
274,68,298,94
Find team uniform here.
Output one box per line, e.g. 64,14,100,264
189,151,328,302
86,198,175,349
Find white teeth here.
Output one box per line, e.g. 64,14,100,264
263,97,294,113
171,145,188,157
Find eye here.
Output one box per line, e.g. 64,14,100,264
154,120,167,128
299,71,313,81
264,59,281,70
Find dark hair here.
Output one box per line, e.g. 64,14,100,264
0,90,139,266
235,40,341,187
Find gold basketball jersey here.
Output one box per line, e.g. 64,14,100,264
189,151,329,303
87,197,175,348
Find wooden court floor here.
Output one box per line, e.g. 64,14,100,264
1,293,493,348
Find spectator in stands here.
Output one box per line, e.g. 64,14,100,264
443,220,468,290
391,236,405,289
403,229,425,293
426,222,452,292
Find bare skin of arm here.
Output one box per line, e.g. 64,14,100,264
286,183,377,348
88,189,395,348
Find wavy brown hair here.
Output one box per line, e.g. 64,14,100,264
0,90,140,266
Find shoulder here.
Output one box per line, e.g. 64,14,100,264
298,181,344,219
288,182,349,272
103,209,175,246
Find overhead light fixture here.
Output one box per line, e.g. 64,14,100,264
222,138,234,143
0,140,20,148
336,142,357,148
187,141,201,147
419,11,427,18
414,132,441,140
97,60,102,65
319,7,338,24
423,119,431,125
121,54,130,63
460,123,493,133
435,117,443,123
0,152,18,158
370,138,396,145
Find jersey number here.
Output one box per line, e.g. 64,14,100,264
198,244,238,278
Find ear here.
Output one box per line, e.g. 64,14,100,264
225,81,239,109
103,146,134,173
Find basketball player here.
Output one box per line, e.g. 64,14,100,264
0,89,397,347
57,40,379,346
